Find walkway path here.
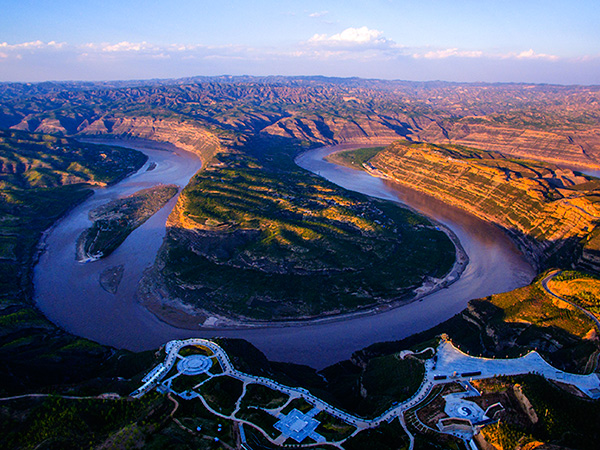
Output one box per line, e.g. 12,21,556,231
133,337,600,448
0,392,121,401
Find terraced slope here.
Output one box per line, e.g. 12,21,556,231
139,142,456,323
411,120,600,168
365,141,600,269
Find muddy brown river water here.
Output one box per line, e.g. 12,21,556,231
34,141,534,369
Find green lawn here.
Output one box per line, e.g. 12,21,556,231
240,383,289,410
197,376,244,416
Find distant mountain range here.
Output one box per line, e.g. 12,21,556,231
1,76,599,167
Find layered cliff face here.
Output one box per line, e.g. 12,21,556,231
81,117,222,163
10,114,222,165
409,120,600,168
367,141,600,269
4,77,600,274
139,149,456,322
3,78,599,171
262,114,407,145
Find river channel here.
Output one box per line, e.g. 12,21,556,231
34,140,535,369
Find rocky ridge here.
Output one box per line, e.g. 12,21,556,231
2,77,600,169
410,120,600,169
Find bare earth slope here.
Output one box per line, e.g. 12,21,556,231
410,120,600,168
2,77,599,321
365,141,600,270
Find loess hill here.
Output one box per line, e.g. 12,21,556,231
2,77,600,449
140,141,455,322
3,76,600,321
1,77,600,168
0,129,148,393
361,141,600,270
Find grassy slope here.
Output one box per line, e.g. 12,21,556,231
549,270,600,319
78,184,178,260
359,273,599,373
1,390,243,450
157,138,455,320
477,374,600,450
1,80,599,447
0,129,148,395
0,130,219,450
325,146,386,169
361,141,600,269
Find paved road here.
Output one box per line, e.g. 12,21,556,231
134,337,600,449
541,269,600,332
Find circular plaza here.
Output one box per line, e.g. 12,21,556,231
177,354,212,375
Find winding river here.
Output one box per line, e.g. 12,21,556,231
34,140,534,369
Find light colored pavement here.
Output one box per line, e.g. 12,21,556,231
133,337,600,448
541,269,600,333
432,341,600,398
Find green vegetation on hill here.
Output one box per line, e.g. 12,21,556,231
315,411,356,442
359,140,600,269
2,390,242,450
77,184,178,260
152,139,455,320
356,273,599,375
2,77,600,449
0,394,166,450
0,129,147,395
476,375,600,450
2,78,599,158
549,270,600,319
0,129,147,189
362,355,424,411
240,384,289,410
342,418,409,450
517,374,600,449
197,376,244,415
326,146,385,169
216,338,425,419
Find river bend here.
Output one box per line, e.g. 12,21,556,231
34,141,534,369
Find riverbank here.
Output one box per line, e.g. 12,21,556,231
361,141,600,272
34,138,533,368
76,184,178,262
138,143,469,330
138,233,468,331
137,208,469,332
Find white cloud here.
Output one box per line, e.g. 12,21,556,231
0,40,65,50
0,37,583,84
309,11,328,18
412,47,559,61
101,41,153,52
308,26,389,46
514,49,558,61
416,48,484,59
0,40,564,65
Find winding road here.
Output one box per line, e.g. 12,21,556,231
541,269,600,332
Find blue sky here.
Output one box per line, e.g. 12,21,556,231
1,0,599,84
